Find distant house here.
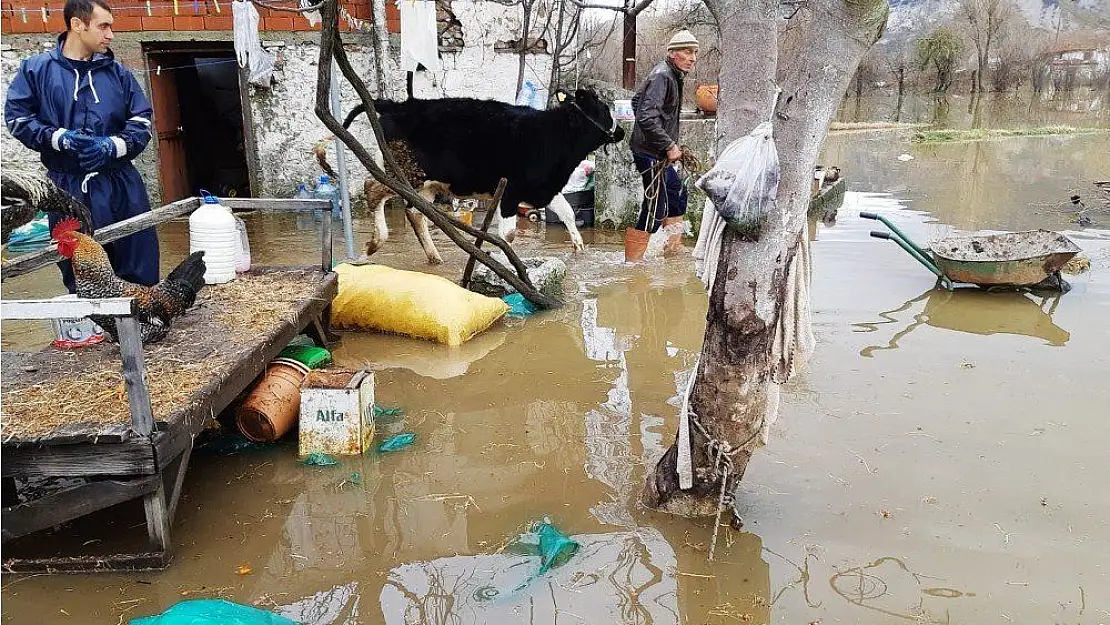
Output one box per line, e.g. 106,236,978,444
1,0,555,204
1037,34,1110,96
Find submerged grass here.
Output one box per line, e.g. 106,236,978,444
911,126,1107,143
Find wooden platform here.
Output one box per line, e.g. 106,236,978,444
0,197,338,573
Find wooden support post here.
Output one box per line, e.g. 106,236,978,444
622,12,637,90
321,208,334,272
460,178,509,289
142,481,170,554
116,316,154,437
165,439,193,525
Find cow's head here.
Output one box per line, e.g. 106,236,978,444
557,88,625,145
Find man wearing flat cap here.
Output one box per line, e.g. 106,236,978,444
626,29,698,262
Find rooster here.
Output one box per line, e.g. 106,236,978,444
2,163,94,242
52,217,207,344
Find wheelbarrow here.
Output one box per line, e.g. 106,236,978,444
861,212,1080,291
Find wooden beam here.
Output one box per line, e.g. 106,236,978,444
223,198,331,212
0,297,136,320
321,207,334,271
460,178,509,289
116,316,155,437
1,440,158,478
1,197,200,280
2,552,170,573
143,480,170,553
1,476,160,544
164,440,193,524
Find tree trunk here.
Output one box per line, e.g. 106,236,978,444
516,0,533,97
642,0,888,517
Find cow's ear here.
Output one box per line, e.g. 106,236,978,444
554,89,571,104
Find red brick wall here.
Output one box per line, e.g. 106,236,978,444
0,0,400,34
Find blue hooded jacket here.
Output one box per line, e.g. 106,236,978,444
5,33,154,175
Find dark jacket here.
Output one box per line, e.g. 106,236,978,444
630,59,684,159
5,33,153,176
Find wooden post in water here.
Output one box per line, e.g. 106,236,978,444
461,178,509,289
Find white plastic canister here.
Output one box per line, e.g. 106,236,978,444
189,190,239,284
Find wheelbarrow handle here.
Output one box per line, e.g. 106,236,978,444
870,230,892,239
860,212,879,220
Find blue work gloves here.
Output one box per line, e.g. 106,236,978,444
58,130,90,152
77,136,117,172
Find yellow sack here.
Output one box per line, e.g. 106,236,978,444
331,264,510,346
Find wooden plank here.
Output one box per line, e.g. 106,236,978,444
143,480,170,553
0,297,136,320
1,197,200,280
116,317,154,436
1,476,160,544
223,197,331,212
461,178,508,288
321,209,334,271
2,552,170,573
1,440,157,479
165,440,193,524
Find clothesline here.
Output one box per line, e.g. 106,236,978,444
0,0,371,20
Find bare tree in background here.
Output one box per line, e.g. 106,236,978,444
958,0,1013,93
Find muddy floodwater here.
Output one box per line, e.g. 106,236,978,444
2,96,1109,624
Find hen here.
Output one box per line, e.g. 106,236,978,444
52,217,207,344
2,164,94,242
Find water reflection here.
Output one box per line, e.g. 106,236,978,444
854,288,1070,356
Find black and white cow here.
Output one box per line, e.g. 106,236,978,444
341,88,624,264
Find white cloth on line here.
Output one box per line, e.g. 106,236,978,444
399,0,441,73
300,0,321,26
232,0,276,88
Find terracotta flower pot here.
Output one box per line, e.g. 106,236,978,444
237,358,310,442
696,84,718,114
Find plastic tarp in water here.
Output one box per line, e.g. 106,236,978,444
379,530,679,625
130,599,296,625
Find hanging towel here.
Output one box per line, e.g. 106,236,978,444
399,0,441,73
300,0,321,26
233,0,276,88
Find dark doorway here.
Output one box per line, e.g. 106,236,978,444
144,42,255,202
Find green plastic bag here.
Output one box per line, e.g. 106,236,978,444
302,452,339,466
130,599,295,625
509,517,579,581
378,432,416,453
278,344,332,369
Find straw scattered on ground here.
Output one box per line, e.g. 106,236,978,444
1,270,325,441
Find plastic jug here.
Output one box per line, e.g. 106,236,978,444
234,215,251,273
313,175,340,218
189,189,239,284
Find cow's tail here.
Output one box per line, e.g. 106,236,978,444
313,141,338,179
341,104,366,129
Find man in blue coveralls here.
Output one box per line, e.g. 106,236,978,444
5,0,158,291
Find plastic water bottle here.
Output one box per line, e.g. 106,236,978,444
313,175,340,218
189,190,238,284
294,183,315,228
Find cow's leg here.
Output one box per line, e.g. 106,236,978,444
364,179,394,257
407,183,444,265
546,194,585,252
497,207,517,243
